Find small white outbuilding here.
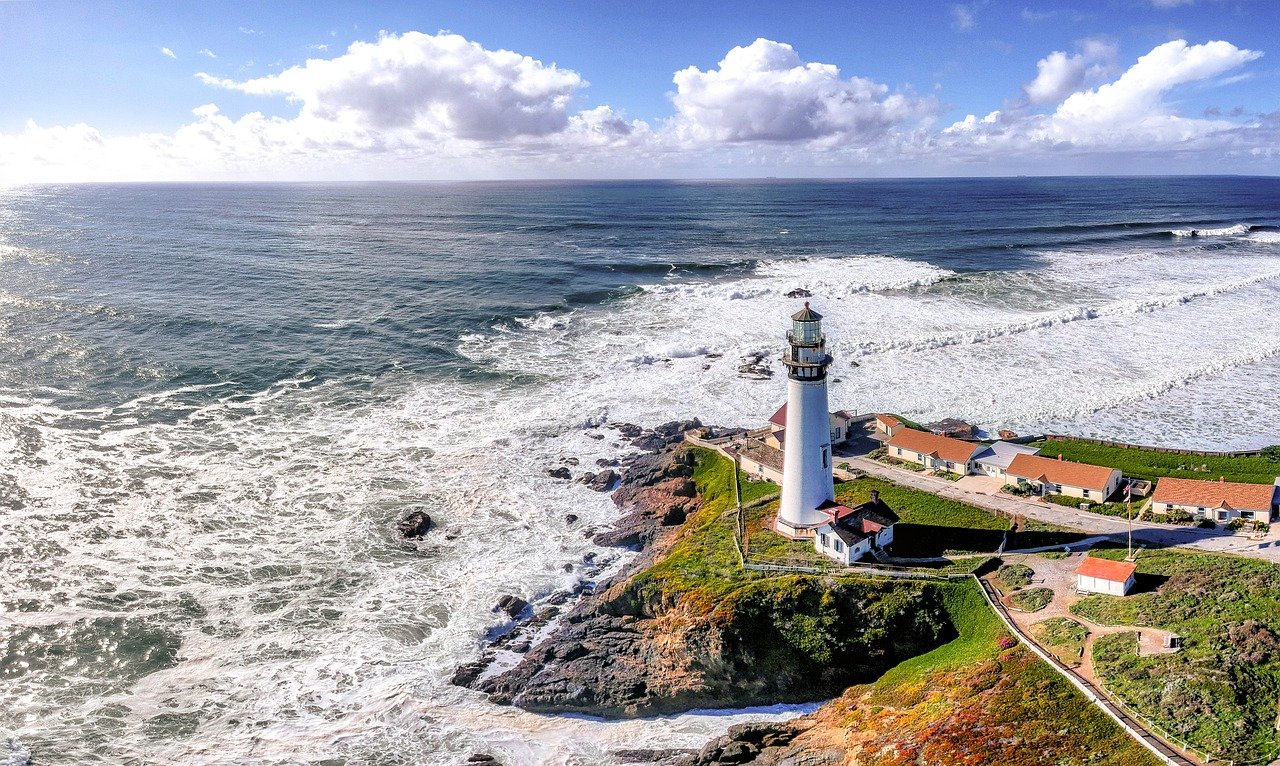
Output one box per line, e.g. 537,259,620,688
1075,556,1137,597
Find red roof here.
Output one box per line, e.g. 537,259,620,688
769,404,787,427
1151,477,1277,512
1076,556,1137,583
886,428,983,464
1007,453,1119,492
877,414,903,428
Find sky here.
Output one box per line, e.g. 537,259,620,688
1,0,1277,182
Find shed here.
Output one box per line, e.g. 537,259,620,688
1076,556,1137,597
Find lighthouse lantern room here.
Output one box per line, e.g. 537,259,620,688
774,302,837,539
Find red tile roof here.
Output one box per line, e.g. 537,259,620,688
886,428,983,464
1007,453,1118,492
1076,556,1137,583
1151,477,1277,512
877,414,903,428
769,404,787,427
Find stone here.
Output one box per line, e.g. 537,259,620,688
585,469,620,492
443,525,463,541
784,288,812,298
565,514,579,525
396,510,433,539
546,467,572,480
596,457,620,467
563,457,580,466
494,595,529,618
466,756,500,765
999,429,1019,440
587,432,605,440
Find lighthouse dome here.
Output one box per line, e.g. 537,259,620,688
790,302,823,345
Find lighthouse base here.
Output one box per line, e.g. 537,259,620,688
773,516,825,541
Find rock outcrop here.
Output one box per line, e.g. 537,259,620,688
396,510,433,538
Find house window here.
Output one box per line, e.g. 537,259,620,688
821,447,829,469
1165,504,1174,512
896,447,903,456
1083,489,1091,498
820,533,829,547
1218,511,1229,521
1198,506,1206,513
1243,511,1254,520
834,540,843,552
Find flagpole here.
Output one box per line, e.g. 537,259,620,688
1126,481,1134,561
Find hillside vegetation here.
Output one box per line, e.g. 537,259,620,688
1073,548,1280,761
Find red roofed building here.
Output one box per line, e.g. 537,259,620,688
1007,453,1123,503
1076,556,1138,596
886,428,985,474
1151,476,1279,524
813,491,899,565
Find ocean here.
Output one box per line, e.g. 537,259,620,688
1,177,1279,765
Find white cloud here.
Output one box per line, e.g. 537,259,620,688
952,4,976,30
1023,37,1117,105
197,31,584,141
1151,0,1194,7
160,47,176,59
239,27,260,36
947,39,1264,155
669,38,937,144
2,33,1274,183
199,48,217,59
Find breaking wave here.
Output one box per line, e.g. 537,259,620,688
1171,223,1252,237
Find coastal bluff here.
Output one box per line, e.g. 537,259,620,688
452,425,956,718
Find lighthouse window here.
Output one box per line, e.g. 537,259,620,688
821,447,829,469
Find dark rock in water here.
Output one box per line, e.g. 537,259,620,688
849,360,860,367
612,748,697,763
563,562,575,573
546,467,572,480
587,432,605,440
466,755,501,765
584,469,620,492
565,514,579,525
615,423,644,438
451,661,487,688
396,511,433,539
563,457,580,466
998,429,1019,440
925,418,977,439
493,595,529,618
443,525,463,541
784,288,812,298
596,457,620,467
689,722,820,766
737,350,774,380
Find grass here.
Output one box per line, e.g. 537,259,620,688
873,578,1008,688
1031,438,1280,485
1031,617,1088,666
1043,493,1136,517
1070,547,1280,761
835,477,1008,530
1009,587,1054,612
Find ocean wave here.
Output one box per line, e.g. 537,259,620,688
849,268,1280,357
1247,231,1280,245
1170,223,1252,237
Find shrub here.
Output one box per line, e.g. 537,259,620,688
1197,519,1216,530
1002,483,1032,497
1162,509,1193,525
996,564,1034,591
1228,519,1246,531
1010,588,1054,612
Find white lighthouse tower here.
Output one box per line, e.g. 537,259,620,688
775,302,836,539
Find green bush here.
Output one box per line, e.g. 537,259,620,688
1002,483,1033,496
996,563,1034,591
1010,587,1053,612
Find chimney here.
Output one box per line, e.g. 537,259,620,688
1058,454,1063,461
870,490,880,504
1220,476,1225,484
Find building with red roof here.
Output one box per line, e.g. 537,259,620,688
1150,476,1279,524
1076,556,1138,596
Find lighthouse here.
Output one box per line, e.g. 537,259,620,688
774,302,836,539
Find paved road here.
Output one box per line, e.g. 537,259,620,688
841,457,1280,564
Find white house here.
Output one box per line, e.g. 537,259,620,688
875,414,905,438
973,441,1041,481
1076,556,1137,596
885,428,985,475
813,491,899,565
1007,453,1123,502
1150,476,1280,523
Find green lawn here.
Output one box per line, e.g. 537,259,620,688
1031,438,1280,485
1010,587,1053,612
1071,548,1280,761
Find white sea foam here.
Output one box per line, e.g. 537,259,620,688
1247,231,1280,245
1171,223,1251,237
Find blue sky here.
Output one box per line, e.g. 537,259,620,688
1,0,1277,181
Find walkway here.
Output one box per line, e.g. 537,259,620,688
977,576,1200,766
841,457,1280,564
